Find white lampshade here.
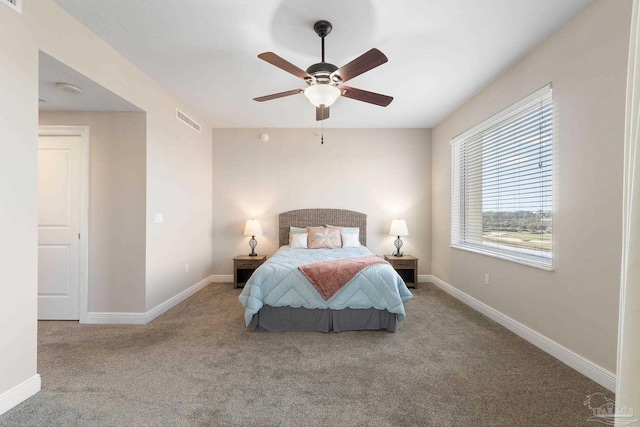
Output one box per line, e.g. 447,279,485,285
389,219,409,236
303,84,341,107
243,219,263,236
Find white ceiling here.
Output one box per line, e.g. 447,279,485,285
39,51,142,113
50,0,595,128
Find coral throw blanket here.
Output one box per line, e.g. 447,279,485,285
298,255,389,300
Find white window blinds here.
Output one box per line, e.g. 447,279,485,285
451,84,553,269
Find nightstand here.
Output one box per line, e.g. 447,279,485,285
384,255,418,288
233,255,266,289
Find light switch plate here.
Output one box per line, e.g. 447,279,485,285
155,213,164,223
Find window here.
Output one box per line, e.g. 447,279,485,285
451,84,553,269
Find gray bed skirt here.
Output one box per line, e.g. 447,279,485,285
250,305,397,332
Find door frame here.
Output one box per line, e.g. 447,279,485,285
38,126,90,323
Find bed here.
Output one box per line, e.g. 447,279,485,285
238,209,413,332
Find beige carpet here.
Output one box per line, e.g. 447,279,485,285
0,283,611,426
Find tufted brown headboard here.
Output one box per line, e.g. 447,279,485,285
279,209,367,247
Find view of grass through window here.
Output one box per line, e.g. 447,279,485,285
482,210,552,252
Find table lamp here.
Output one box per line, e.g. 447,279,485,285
389,219,409,257
243,219,263,256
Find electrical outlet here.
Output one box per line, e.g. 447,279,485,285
484,274,490,285
154,213,164,223
185,263,189,273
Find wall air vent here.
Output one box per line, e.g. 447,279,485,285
1,0,22,14
176,108,201,133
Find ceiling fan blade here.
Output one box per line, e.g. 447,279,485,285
340,86,393,107
316,106,330,121
253,89,303,102
258,52,311,80
336,48,388,83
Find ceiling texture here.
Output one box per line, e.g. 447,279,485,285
50,0,595,128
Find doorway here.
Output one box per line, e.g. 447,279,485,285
37,126,89,321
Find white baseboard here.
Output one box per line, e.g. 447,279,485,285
84,312,146,325
145,275,213,323
418,274,430,283
0,374,41,416
211,274,233,283
84,275,214,325
426,275,616,392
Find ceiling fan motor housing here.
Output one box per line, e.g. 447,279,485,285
313,20,332,38
306,62,340,85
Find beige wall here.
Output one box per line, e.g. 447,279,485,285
617,0,640,413
431,0,632,373
212,128,431,274
0,0,212,408
0,2,39,401
39,112,147,313
145,112,213,310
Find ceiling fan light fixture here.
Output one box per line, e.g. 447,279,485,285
303,84,341,107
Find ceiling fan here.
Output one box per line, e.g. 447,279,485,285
253,20,393,121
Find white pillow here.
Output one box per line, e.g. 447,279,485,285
340,226,360,235
290,232,308,249
341,232,361,248
289,226,308,245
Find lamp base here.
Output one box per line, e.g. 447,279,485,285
393,236,404,257
249,236,257,257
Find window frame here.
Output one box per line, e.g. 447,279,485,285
450,84,554,271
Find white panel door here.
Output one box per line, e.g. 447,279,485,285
38,135,81,320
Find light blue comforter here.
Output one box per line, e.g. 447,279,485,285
238,246,413,326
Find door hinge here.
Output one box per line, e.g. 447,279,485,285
78,233,81,240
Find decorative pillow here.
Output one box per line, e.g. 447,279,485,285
341,232,361,248
307,226,341,249
289,226,308,245
325,225,361,247
290,232,308,249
